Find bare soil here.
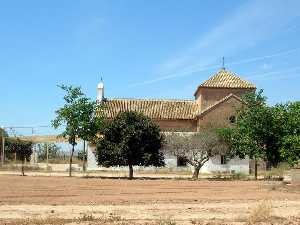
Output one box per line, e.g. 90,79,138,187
0,175,299,224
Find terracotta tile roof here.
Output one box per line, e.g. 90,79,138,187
198,93,244,117
99,98,200,120
194,69,255,95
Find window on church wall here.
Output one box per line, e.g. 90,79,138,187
220,155,227,165
177,156,188,167
229,115,236,124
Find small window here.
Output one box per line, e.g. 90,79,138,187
221,155,227,165
229,115,236,124
177,156,187,167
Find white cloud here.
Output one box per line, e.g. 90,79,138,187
246,65,300,80
131,0,300,87
261,63,272,70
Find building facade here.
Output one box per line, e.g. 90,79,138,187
87,68,256,174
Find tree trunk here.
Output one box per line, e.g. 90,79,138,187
254,159,258,180
69,145,75,177
82,140,86,172
192,164,202,180
21,158,25,176
128,164,133,180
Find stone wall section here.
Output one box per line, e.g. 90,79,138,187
195,87,252,111
197,97,243,130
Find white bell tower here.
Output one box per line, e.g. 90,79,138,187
97,77,104,101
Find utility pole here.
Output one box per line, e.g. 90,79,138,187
1,126,5,166
83,140,86,172
46,143,49,169
31,127,35,164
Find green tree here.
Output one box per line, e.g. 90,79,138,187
96,111,164,179
77,97,105,172
6,138,33,176
280,135,300,166
276,101,300,166
52,85,104,176
77,148,87,161
219,90,274,178
219,91,300,178
37,143,61,161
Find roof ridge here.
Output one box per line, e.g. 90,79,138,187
108,97,196,102
194,69,255,96
198,93,243,117
100,98,201,120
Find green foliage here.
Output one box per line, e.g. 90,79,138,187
96,111,164,178
4,138,33,175
52,85,105,176
37,143,61,161
219,90,300,168
217,127,261,159
217,90,269,162
52,85,104,145
77,148,87,161
280,135,300,166
275,101,300,166
5,138,33,162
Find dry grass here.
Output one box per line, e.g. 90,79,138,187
0,214,177,225
259,163,291,180
247,200,273,224
1,214,300,225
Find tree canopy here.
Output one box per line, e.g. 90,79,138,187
96,111,164,179
219,90,300,171
52,85,105,176
164,130,229,179
5,138,33,176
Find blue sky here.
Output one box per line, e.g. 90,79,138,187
0,0,300,135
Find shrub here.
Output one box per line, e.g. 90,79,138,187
248,200,272,224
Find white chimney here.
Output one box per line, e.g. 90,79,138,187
97,78,104,102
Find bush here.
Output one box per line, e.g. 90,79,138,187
231,172,248,180
261,163,291,180
248,201,272,224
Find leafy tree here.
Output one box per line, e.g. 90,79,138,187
6,138,33,176
0,128,8,164
96,111,164,179
77,148,87,161
77,97,105,172
164,130,229,179
52,85,105,176
280,135,300,166
219,90,275,178
276,101,300,166
220,90,300,178
37,143,61,161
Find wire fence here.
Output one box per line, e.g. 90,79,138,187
0,125,87,173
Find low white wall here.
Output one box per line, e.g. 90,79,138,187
200,156,249,174
87,146,249,174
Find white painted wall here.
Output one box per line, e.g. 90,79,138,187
199,156,249,174
87,145,98,170
87,145,249,174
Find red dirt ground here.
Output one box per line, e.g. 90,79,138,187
0,175,299,224
0,175,298,205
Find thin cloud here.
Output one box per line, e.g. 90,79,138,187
246,66,300,80
130,47,300,87
131,0,300,87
